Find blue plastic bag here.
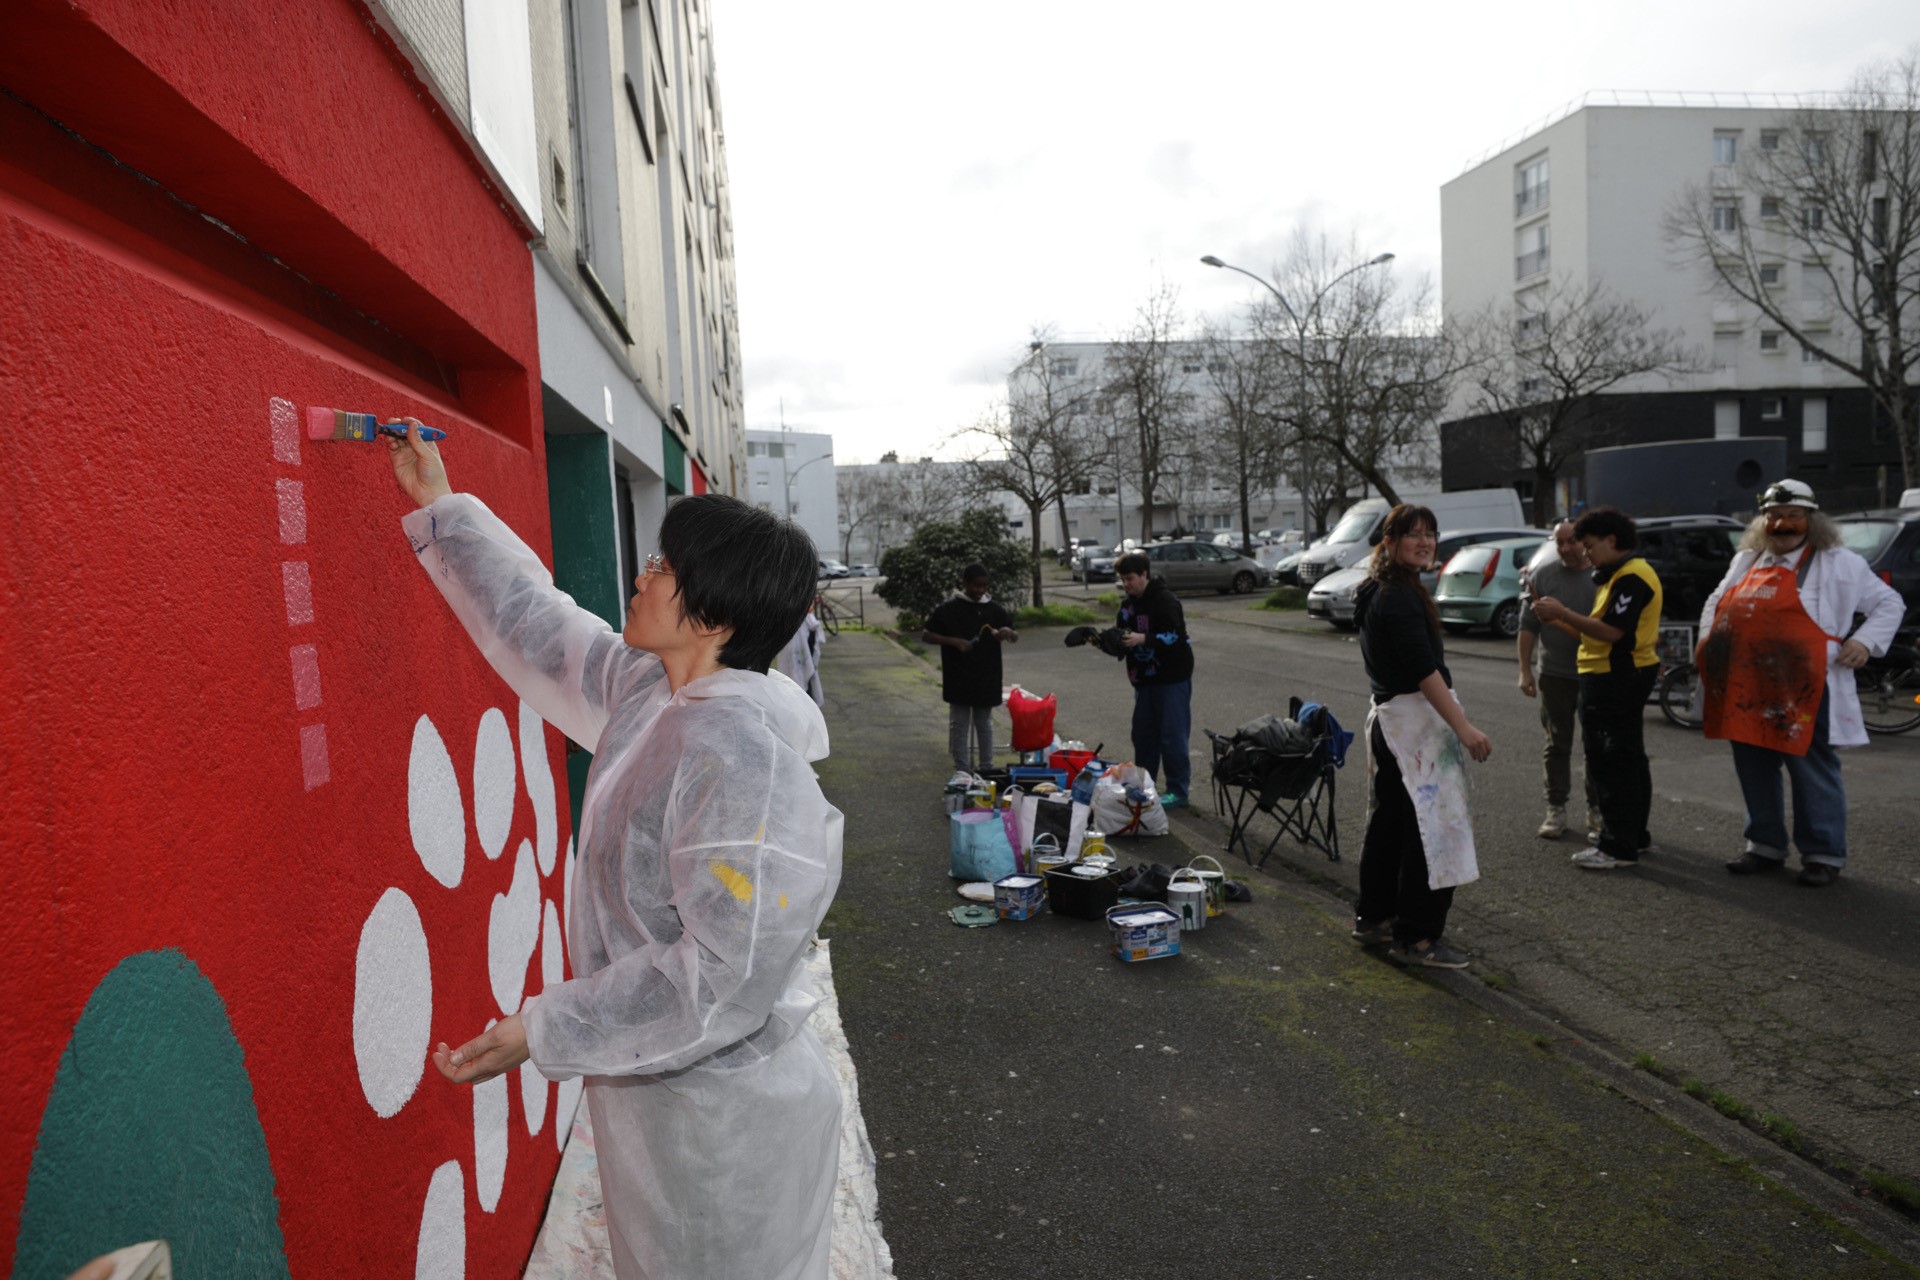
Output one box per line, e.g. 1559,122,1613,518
950,809,1018,881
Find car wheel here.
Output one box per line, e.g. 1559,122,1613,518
1491,599,1522,639
1232,571,1254,594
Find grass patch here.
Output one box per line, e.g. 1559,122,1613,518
1530,1033,1552,1051
1761,1113,1802,1151
1094,591,1121,609
1478,971,1509,991
1014,602,1100,628
1260,586,1309,611
1633,1051,1662,1073
894,633,928,660
1865,1169,1920,1212
1681,1076,1708,1100
1707,1088,1750,1120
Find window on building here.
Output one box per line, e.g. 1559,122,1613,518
1801,338,1826,364
1872,196,1889,248
1804,204,1825,232
1713,133,1739,165
1050,358,1079,378
1181,359,1203,374
1803,397,1828,451
1759,196,1782,219
1862,130,1881,183
1519,375,1545,397
1760,331,1783,352
1515,222,1550,280
1803,132,1826,163
1516,311,1546,343
1711,200,1740,232
1206,360,1227,375
1759,129,1782,152
1515,153,1549,217
1759,263,1782,287
1761,396,1784,419
1714,399,1741,440
1713,332,1743,370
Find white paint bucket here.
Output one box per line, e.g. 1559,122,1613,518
1188,854,1228,918
1167,867,1208,932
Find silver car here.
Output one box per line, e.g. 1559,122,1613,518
1307,527,1549,629
1141,538,1270,594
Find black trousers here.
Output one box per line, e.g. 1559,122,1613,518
1579,665,1660,858
1357,720,1455,943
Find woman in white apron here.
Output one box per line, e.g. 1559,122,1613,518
1350,505,1494,969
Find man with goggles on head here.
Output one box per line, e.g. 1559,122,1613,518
1696,478,1904,887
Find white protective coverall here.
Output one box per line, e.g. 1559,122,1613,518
402,494,845,1279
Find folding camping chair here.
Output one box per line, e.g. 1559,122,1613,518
1204,696,1342,869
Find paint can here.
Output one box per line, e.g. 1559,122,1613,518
1027,832,1067,879
1106,903,1182,962
1080,829,1111,863
993,874,1047,920
1188,854,1228,918
966,783,994,810
1166,867,1208,932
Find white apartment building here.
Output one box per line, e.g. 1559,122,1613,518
745,430,838,556
1440,94,1903,512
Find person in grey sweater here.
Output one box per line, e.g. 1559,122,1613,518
1517,522,1600,840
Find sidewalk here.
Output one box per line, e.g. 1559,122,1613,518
812,628,1920,1279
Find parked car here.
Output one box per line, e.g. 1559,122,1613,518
1306,526,1548,628
1836,506,1920,628
1056,537,1091,567
1073,546,1118,583
846,562,881,578
1141,538,1270,594
1295,489,1527,585
817,558,851,579
1264,547,1310,586
1629,516,1744,624
1435,536,1551,638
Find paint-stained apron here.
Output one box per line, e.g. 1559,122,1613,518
1364,692,1479,890
1700,556,1835,756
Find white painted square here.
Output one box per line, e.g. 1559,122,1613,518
269,396,301,465
282,561,314,626
290,643,323,711
277,479,307,545
300,723,331,790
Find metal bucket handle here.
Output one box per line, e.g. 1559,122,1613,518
1187,854,1227,877
1167,867,1206,891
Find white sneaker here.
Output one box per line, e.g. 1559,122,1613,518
1585,807,1603,841
1537,805,1568,839
1571,847,1635,870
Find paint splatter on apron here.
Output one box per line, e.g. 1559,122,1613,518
1700,554,1836,756
1364,692,1479,890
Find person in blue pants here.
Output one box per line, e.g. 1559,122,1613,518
1110,552,1194,808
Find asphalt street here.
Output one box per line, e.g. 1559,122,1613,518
812,621,1920,1279
1017,576,1920,1196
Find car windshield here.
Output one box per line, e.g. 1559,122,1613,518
1325,510,1376,544
1838,521,1899,559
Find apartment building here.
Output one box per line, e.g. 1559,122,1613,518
1441,95,1906,512
746,429,839,556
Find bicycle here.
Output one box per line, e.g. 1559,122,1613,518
814,593,841,637
1657,634,1920,735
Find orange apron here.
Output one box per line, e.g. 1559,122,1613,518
1698,554,1836,756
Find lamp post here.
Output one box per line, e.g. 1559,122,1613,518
783,451,831,526
1200,251,1394,534
1105,430,1125,549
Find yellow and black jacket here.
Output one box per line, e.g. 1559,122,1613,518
1576,556,1662,674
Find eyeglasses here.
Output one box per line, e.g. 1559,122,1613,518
643,552,674,576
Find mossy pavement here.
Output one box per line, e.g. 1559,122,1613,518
814,630,1918,1280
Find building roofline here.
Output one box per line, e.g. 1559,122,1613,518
1456,88,1847,177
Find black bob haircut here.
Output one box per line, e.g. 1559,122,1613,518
1571,505,1639,551
656,493,819,673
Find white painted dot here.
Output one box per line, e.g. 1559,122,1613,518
472,708,516,860
409,716,465,889
519,1058,548,1137
555,1076,584,1153
542,899,564,988
474,1046,508,1213
353,888,432,1118
520,701,559,876
487,841,541,1016
415,1160,464,1280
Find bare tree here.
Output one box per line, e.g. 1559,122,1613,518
1282,437,1364,535
964,333,1100,604
1100,284,1194,540
1255,231,1456,506
1458,278,1698,524
836,457,972,565
1664,46,1920,487
1197,324,1287,554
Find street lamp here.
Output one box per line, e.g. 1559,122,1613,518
783,451,831,523
1200,250,1394,535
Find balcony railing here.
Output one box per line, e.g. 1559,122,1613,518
1515,181,1550,217
1515,248,1551,280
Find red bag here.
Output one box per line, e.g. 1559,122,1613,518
1006,686,1057,752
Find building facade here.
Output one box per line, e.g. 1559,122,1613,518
745,429,839,556
1441,97,1907,513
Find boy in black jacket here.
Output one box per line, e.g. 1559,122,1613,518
922,564,1019,774
1105,552,1194,807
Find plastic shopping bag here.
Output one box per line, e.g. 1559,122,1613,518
1006,686,1058,752
950,809,1018,881
1089,762,1170,837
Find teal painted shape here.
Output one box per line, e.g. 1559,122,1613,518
544,429,623,629
12,950,291,1280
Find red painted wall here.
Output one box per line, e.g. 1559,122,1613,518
1,1,570,1273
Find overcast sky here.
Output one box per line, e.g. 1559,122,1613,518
711,0,1911,464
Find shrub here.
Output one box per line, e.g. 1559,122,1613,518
876,510,1035,619
1261,586,1309,610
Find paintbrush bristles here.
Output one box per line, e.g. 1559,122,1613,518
306,406,381,442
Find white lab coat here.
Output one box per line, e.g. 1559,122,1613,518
403,495,844,1279
778,612,826,707
1698,543,1906,748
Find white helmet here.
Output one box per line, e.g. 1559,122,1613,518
1757,478,1818,510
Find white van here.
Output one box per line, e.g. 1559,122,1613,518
1293,489,1526,585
